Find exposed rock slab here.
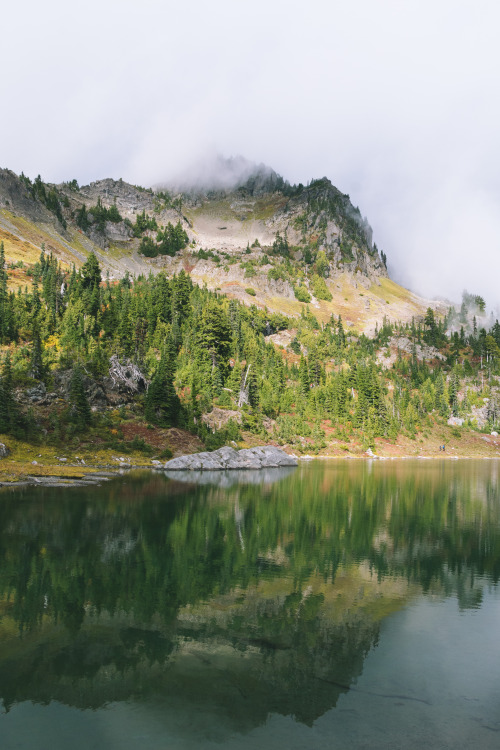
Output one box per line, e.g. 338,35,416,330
164,445,297,471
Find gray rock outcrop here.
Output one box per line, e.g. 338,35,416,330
0,443,10,458
26,382,47,403
164,445,297,471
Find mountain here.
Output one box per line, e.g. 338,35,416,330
0,165,446,333
0,163,499,469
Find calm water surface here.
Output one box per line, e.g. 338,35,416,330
0,460,499,749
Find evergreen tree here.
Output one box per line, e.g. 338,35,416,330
80,252,102,321
211,365,223,397
0,242,8,342
198,298,232,372
171,270,192,322
145,345,181,427
492,320,500,347
448,367,460,416
30,324,45,380
69,365,92,429
0,353,21,434
299,355,310,396
424,308,438,346
75,204,90,231
337,315,346,348
246,364,260,409
81,252,101,290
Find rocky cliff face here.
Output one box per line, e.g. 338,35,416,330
264,177,385,279
0,166,386,280
175,173,387,283
0,168,61,225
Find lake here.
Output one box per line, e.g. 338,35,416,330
0,459,499,749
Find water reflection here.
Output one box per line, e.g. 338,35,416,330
0,460,499,728
164,465,296,487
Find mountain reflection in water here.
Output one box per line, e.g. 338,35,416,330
0,459,499,732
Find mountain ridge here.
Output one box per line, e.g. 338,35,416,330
0,165,446,333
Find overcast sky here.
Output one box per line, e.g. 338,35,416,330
2,0,499,310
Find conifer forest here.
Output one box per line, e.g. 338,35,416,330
0,239,499,460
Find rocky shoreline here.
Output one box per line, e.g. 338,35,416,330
0,446,299,489
0,472,119,489
1,445,499,490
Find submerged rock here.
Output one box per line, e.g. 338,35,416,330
164,445,297,471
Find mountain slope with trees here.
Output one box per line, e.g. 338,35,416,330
0,237,499,473
0,166,446,335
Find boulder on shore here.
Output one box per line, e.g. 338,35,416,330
164,445,297,471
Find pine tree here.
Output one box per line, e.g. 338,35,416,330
337,315,346,348
31,269,41,323
69,365,91,429
247,364,260,409
190,372,201,419
333,371,347,419
307,348,322,386
81,252,101,288
448,367,460,416
299,355,310,396
424,308,438,346
0,242,7,342
171,270,192,322
492,320,500,347
198,298,232,372
30,324,45,380
211,365,223,396
75,204,89,231
0,353,21,434
145,345,181,427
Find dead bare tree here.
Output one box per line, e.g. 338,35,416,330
238,364,251,408
108,355,149,392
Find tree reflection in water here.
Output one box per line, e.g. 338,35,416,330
0,460,498,726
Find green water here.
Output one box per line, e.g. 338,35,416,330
0,460,499,749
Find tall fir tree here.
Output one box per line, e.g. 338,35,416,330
69,365,92,429
30,324,45,380
0,353,21,435
145,344,181,427
0,242,7,342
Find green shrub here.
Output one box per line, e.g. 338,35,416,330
294,284,311,303
311,274,332,301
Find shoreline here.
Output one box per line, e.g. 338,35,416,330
1,452,499,489
298,453,500,461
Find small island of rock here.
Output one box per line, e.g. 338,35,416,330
163,445,298,471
